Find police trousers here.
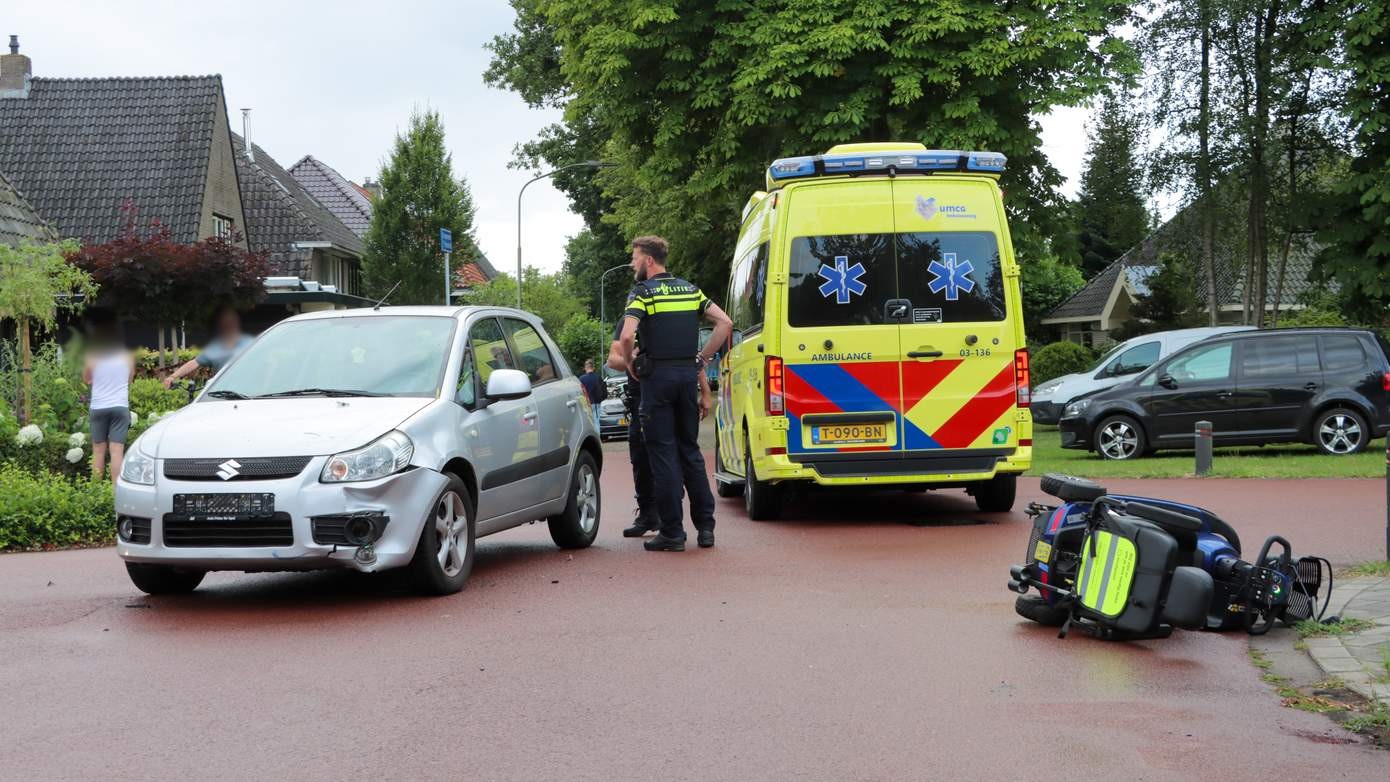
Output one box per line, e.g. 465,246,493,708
638,364,715,539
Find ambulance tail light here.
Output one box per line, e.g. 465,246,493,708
765,356,785,415
1014,349,1030,408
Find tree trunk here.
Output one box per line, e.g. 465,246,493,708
1198,10,1219,326
18,316,32,424
157,322,167,370
1272,230,1293,326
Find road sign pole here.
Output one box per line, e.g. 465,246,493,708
439,228,453,305
443,250,451,305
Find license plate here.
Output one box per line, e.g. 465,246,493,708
173,493,275,519
811,423,888,445
1033,540,1053,564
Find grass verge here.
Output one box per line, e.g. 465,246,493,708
1342,561,1390,578
1027,426,1383,479
1295,617,1377,637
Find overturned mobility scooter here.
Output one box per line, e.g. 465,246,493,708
1008,475,1331,640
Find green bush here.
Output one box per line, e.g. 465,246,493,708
0,465,114,550
129,377,190,416
1031,341,1095,386
555,315,607,373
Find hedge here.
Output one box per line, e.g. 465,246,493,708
0,465,114,551
1031,341,1095,386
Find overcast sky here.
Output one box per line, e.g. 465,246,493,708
8,1,1093,274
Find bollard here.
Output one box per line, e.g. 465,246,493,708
1195,420,1213,477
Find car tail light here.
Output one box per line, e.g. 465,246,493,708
1382,372,1390,392
766,355,785,415
1014,349,1030,408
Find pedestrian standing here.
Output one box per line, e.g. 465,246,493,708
163,305,253,389
84,319,134,481
615,235,732,551
577,358,607,432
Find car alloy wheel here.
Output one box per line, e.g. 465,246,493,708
1317,412,1363,454
434,490,471,578
575,461,599,535
1097,419,1141,460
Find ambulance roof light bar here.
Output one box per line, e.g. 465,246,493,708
766,149,1006,189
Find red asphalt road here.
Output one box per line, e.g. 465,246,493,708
1,449,1386,780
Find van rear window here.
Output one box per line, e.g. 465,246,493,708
786,232,1005,327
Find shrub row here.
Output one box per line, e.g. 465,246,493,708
0,465,114,551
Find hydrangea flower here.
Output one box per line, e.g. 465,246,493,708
16,424,43,446
147,411,161,423
129,411,139,426
68,432,86,447
65,447,84,464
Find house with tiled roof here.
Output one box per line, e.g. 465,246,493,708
0,38,246,247
0,169,55,246
289,156,373,238
1043,198,1318,347
231,134,366,306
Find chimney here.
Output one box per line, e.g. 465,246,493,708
361,178,382,199
240,108,255,162
0,35,33,99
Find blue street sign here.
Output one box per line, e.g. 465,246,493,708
439,228,453,253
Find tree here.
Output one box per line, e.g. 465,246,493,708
561,228,632,318
554,314,607,372
458,267,586,332
0,238,93,422
1314,1,1390,321
489,0,1138,295
1021,255,1086,339
363,110,478,304
1131,251,1203,329
1075,96,1151,276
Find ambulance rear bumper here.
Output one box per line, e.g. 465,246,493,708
762,447,1029,486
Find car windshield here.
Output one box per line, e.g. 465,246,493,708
206,316,456,399
1087,341,1131,372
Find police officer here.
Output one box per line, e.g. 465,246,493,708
607,292,716,539
615,236,731,551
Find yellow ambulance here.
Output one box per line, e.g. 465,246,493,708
712,142,1032,519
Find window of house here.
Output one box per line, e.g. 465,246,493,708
212,214,235,240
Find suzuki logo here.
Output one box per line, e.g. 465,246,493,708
216,459,242,481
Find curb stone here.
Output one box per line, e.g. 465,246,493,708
1304,576,1390,701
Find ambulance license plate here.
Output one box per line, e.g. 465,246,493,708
811,423,887,445
1033,540,1053,564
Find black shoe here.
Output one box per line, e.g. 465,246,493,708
622,510,659,537
644,534,686,552
697,529,715,548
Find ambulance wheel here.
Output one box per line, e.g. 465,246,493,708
1015,595,1069,627
973,473,1017,513
715,439,742,498
744,437,781,521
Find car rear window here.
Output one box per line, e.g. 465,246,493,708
1240,335,1320,377
1321,335,1367,372
785,231,1004,327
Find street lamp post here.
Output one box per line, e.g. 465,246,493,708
515,160,609,310
598,262,633,340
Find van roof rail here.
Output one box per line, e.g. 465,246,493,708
765,147,1005,190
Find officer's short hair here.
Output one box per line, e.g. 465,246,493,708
631,235,669,264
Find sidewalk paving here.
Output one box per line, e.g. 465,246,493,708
1304,576,1390,701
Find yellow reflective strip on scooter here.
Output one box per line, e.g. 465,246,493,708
1097,537,1137,617
1081,533,1110,609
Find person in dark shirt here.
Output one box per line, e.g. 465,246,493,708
578,359,606,430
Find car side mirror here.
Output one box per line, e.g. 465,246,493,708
485,368,532,401
1158,373,1178,390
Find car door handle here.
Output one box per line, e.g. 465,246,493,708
522,411,539,422
1304,382,1318,392
566,400,578,409
907,351,944,359
1216,391,1233,398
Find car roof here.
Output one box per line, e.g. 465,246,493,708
1204,326,1377,340
283,305,539,324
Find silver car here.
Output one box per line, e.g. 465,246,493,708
115,306,603,596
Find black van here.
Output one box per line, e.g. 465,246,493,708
1058,328,1390,459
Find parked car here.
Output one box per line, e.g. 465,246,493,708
1058,328,1390,460
115,306,603,596
597,397,630,440
1031,326,1253,424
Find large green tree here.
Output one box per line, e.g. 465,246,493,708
363,111,478,304
1314,1,1390,320
1075,96,1151,276
457,267,586,332
490,0,1138,295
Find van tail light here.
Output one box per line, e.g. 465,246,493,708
1382,372,1390,392
766,356,785,415
1014,349,1030,408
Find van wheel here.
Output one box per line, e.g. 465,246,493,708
125,563,205,595
714,438,742,498
410,475,475,595
1094,415,1146,460
744,437,781,521
1313,407,1368,455
973,473,1017,512
548,451,601,549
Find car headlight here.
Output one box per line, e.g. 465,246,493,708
320,431,414,483
1034,380,1062,397
1063,399,1092,418
120,443,156,485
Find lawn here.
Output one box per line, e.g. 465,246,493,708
1026,426,1384,479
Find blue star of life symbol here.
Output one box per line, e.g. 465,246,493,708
817,255,867,304
927,252,975,301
